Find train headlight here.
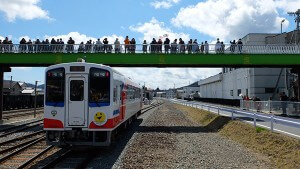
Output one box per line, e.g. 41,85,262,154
51,110,58,116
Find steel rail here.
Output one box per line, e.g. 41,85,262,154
0,130,44,146
0,119,43,132
0,136,45,163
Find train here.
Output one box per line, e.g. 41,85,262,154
44,62,143,146
3,95,44,110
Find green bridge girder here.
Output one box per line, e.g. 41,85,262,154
0,53,299,67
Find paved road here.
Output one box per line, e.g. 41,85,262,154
170,99,300,139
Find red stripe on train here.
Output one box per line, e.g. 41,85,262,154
89,115,123,129
44,118,64,128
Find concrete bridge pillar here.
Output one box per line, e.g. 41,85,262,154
0,66,11,123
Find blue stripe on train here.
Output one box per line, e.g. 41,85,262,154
45,102,64,107
89,102,110,107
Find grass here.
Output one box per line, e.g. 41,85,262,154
175,103,300,169
256,127,267,133
174,104,218,126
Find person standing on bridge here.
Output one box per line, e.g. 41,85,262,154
124,36,130,53
171,39,177,54
114,38,121,53
164,38,170,54
215,38,221,54
130,38,136,53
179,38,185,53
192,39,199,54
103,38,109,53
67,37,75,53
200,42,204,53
157,39,163,53
0,39,2,53
143,40,148,54
150,38,157,53
237,39,243,54
230,40,236,53
204,41,209,54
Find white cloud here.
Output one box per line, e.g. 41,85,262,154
13,67,32,71
115,68,222,90
44,32,123,44
171,0,291,41
150,0,181,9
0,36,4,40
0,0,50,22
275,0,300,12
129,17,190,43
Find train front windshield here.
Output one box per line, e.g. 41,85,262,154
46,68,65,105
89,68,110,105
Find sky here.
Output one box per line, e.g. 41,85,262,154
0,0,299,89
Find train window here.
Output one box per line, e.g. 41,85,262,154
46,68,65,104
89,68,110,104
70,80,84,101
113,87,117,102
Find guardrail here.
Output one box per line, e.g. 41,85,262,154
171,99,300,134
240,100,300,117
0,44,300,54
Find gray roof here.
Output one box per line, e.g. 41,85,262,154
3,80,20,89
186,81,200,87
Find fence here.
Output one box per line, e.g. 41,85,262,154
0,44,300,54
240,100,300,116
171,99,300,135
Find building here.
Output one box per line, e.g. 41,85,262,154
183,82,200,99
21,88,44,96
156,92,166,98
199,68,289,101
166,89,176,99
3,80,22,95
198,31,297,101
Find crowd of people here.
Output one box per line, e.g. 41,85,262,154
0,36,244,54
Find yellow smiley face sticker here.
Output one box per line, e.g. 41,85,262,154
94,112,107,125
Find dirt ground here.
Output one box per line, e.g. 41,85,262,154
175,104,300,169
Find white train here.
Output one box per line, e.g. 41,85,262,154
44,62,142,146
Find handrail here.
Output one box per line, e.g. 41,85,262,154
170,99,300,134
0,44,299,54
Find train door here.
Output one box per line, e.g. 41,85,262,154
67,76,88,126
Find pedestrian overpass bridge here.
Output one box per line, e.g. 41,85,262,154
0,43,300,121
0,44,299,67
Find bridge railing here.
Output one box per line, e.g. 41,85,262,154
0,44,300,54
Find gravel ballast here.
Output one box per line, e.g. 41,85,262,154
110,102,272,168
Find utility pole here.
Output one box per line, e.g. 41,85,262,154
288,9,300,44
10,76,12,94
34,80,40,118
281,19,285,34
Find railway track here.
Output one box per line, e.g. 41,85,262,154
0,137,54,169
0,119,43,138
34,100,165,168
142,101,164,113
3,109,44,119
3,107,44,115
0,100,164,168
38,149,98,169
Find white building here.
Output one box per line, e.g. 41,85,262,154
166,89,176,99
183,82,200,99
199,68,289,101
